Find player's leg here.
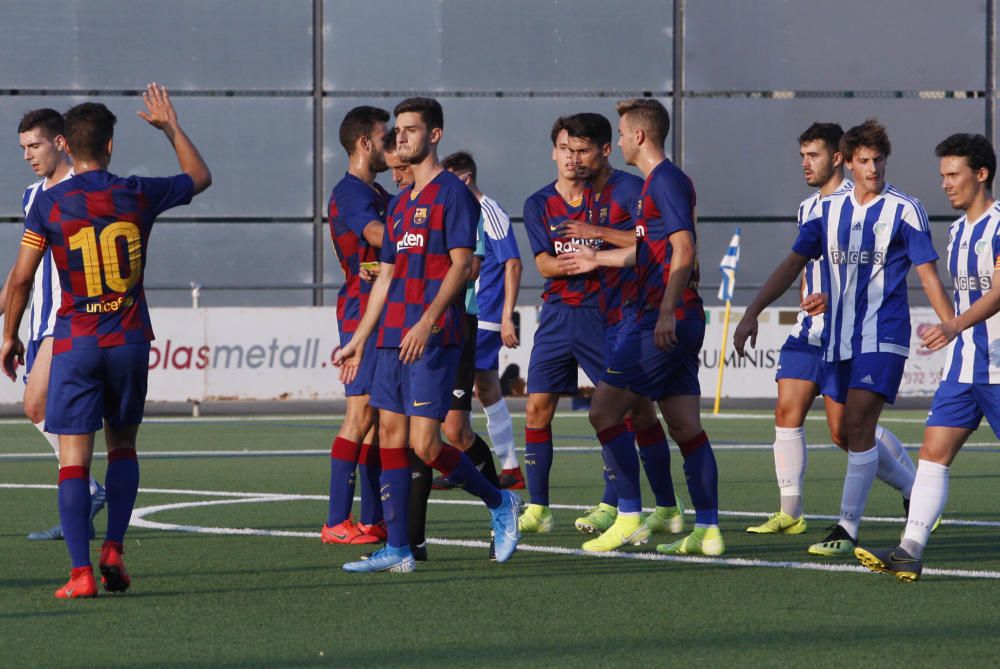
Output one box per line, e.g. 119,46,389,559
655,394,725,556
345,348,416,572
355,423,385,538
748,376,815,534
822,395,849,451
46,346,104,598
323,394,378,544
629,396,684,536
476,367,523,488
25,337,106,540
475,327,522,486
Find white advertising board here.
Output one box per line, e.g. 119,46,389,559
0,305,950,405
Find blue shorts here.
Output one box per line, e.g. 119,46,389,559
775,336,824,386
340,331,378,397
527,303,605,394
926,380,1000,438
370,346,461,421
604,320,626,364
475,328,502,372
821,352,906,405
602,311,703,401
45,342,151,435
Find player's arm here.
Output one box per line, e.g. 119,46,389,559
137,83,212,194
0,265,13,317
922,267,1000,351
332,261,393,384
399,247,473,364
1,246,44,381
915,261,954,323
557,220,636,248
653,229,695,350
559,244,635,275
361,221,385,248
501,257,522,347
732,251,811,356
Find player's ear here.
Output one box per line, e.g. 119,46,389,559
601,143,612,159
53,134,67,152
635,128,646,147
429,126,443,145
977,166,990,185
105,137,114,160
831,150,844,169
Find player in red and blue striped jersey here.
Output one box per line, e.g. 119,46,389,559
334,97,521,573
734,119,953,557
560,99,725,556
321,106,392,546
857,134,1000,580
516,117,607,534
555,113,684,547
1,85,211,598
0,109,109,541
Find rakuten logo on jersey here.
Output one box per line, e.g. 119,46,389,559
554,237,602,255
396,231,425,252
635,224,647,239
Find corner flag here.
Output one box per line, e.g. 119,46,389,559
717,227,741,302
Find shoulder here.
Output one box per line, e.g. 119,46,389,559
650,161,692,195
886,185,929,225
612,170,644,198
480,195,511,239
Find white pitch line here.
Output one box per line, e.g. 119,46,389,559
5,482,999,529
123,495,1000,581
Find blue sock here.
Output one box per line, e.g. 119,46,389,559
525,426,554,506
601,467,618,506
327,437,359,525
430,444,503,509
598,425,642,514
679,432,719,525
58,466,92,568
358,442,382,525
105,448,140,544
636,423,677,507
379,449,412,549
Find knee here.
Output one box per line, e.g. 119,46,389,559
23,398,45,425
588,405,613,432
478,384,499,406
667,422,701,446
442,421,471,449
525,400,552,429
774,403,804,429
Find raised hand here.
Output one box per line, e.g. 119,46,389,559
137,83,178,131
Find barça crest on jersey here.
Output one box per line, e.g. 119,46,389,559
413,207,428,225
600,207,609,224
636,200,643,218
976,239,990,256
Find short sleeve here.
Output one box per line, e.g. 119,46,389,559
135,174,195,217
901,202,939,266
444,183,479,251
993,228,1000,270
379,218,396,264
340,182,383,238
791,216,824,260
21,203,48,251
524,195,552,257
651,177,694,237
474,215,485,258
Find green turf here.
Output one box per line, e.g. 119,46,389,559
1,409,999,668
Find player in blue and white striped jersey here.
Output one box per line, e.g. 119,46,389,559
857,134,1000,581
734,119,954,557
747,123,915,537
0,109,105,540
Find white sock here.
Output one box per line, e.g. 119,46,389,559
484,399,518,469
773,426,807,518
875,424,916,477
900,460,949,559
36,420,99,494
839,445,879,539
875,436,915,498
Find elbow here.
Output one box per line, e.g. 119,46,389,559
192,169,212,195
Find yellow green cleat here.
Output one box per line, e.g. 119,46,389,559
581,514,650,552
574,502,618,534
807,524,857,557
518,503,553,533
656,525,725,556
746,511,807,535
641,502,685,535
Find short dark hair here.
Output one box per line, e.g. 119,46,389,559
936,133,996,189
18,108,64,138
442,151,477,181
550,115,571,146
564,113,612,147
383,128,397,152
339,106,389,155
798,122,844,153
63,102,117,161
394,97,443,131
841,118,891,161
615,98,670,146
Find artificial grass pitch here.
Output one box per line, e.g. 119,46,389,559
1,409,999,668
